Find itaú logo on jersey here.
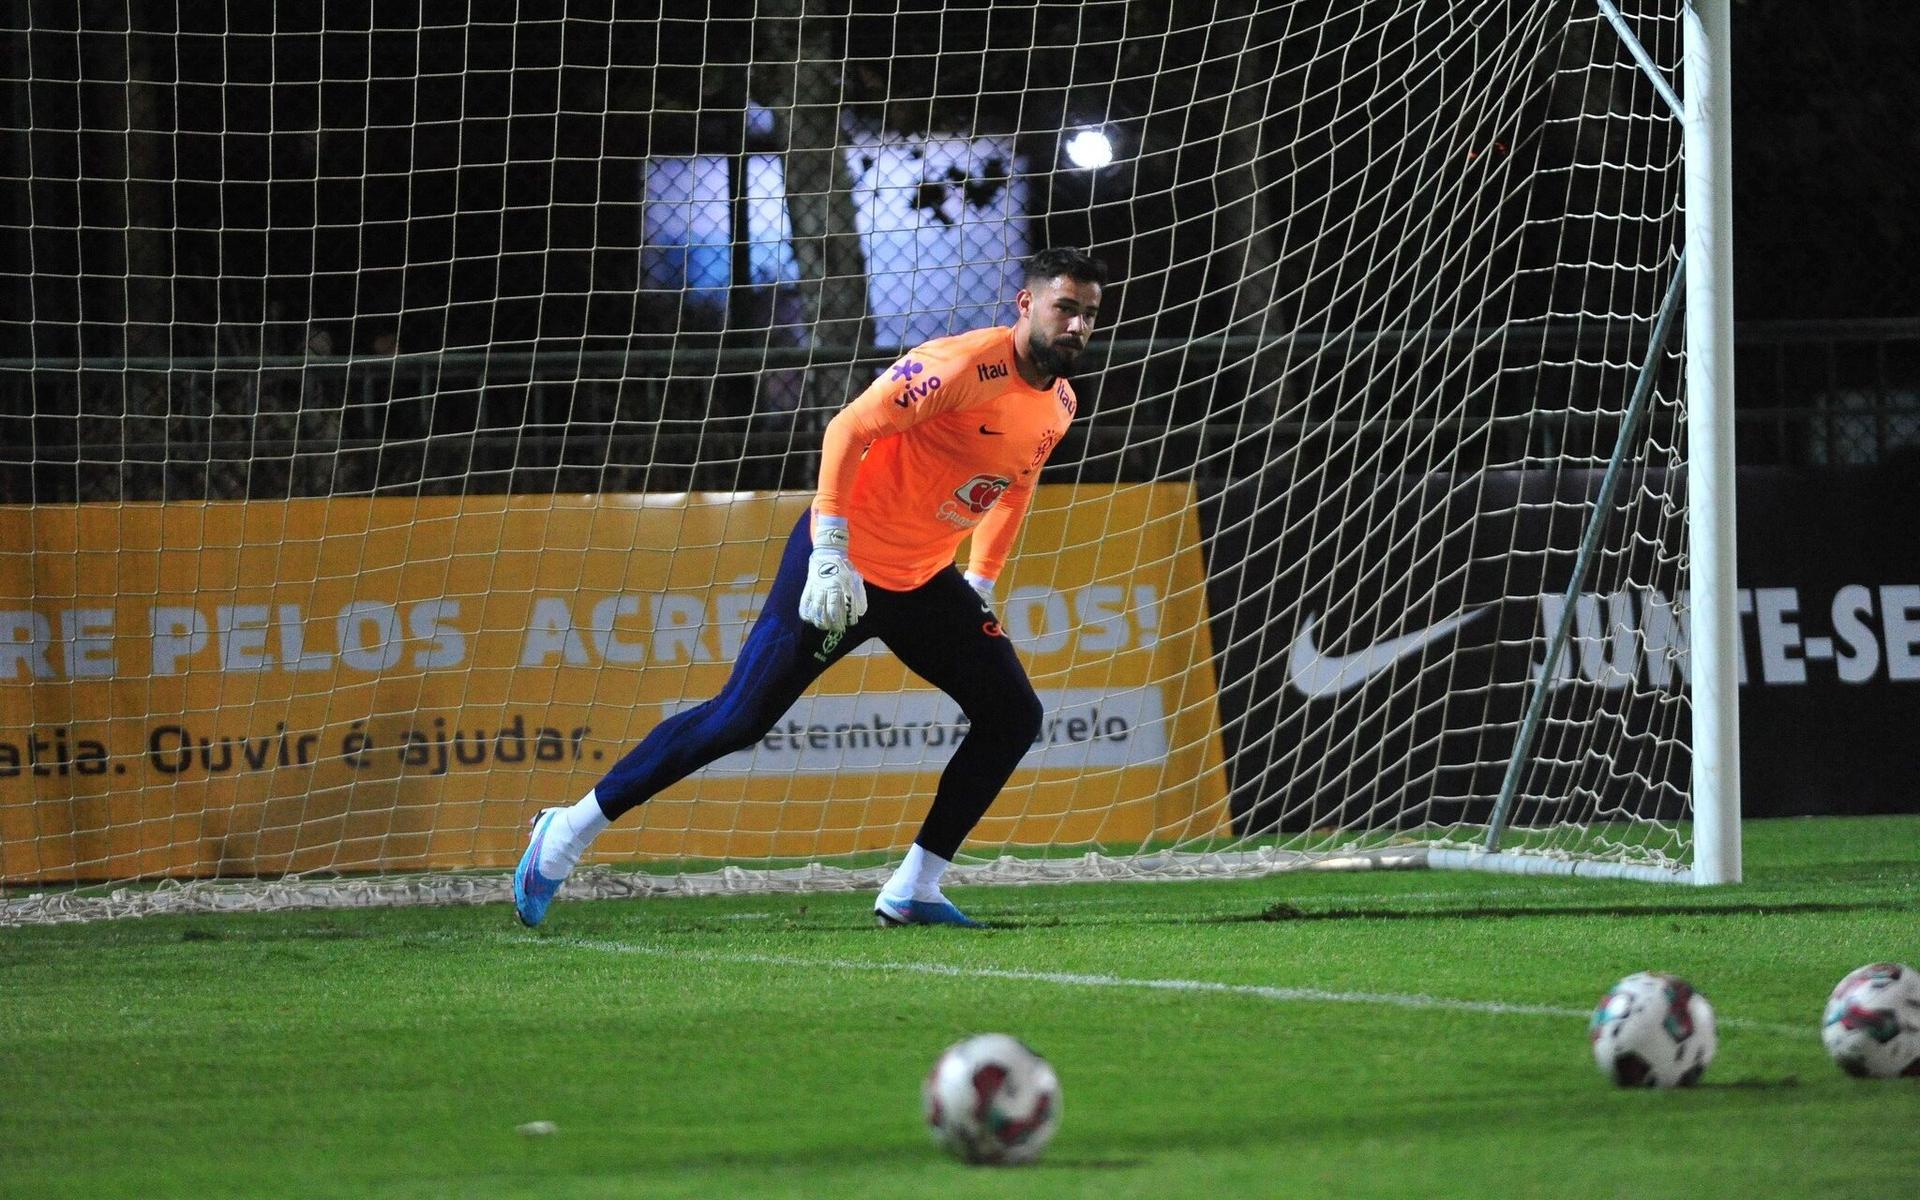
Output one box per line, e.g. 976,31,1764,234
936,474,1010,527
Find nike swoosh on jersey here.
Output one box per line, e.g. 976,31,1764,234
1286,608,1488,699
978,424,1004,435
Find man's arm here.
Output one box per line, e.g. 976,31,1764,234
813,354,967,519
802,354,970,632
812,403,890,524
965,389,1069,600
800,402,892,635
963,480,1035,601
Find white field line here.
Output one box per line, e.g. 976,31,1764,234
508,934,1806,1035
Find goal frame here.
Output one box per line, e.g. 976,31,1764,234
0,2,1742,922
1435,0,1738,887
1676,0,1741,886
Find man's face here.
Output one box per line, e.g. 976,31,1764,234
1020,275,1103,378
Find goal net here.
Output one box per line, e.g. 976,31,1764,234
0,1,1733,922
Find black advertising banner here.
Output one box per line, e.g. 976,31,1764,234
1724,467,1920,817
1198,464,1920,829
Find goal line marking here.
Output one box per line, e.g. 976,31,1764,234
511,936,1804,1034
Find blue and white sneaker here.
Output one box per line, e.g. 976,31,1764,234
512,808,567,928
874,893,982,928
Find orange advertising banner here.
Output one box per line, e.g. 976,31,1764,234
0,486,1228,882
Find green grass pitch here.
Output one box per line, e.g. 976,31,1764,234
3,815,1917,1199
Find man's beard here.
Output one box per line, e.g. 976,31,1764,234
1028,330,1082,379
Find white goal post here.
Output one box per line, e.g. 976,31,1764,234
0,0,1737,923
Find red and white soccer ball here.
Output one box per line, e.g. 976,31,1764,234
923,1033,1061,1165
1588,972,1718,1087
1821,962,1920,1078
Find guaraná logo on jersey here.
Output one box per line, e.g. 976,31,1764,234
953,475,1011,515
889,358,942,407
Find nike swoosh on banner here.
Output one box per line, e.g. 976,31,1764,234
1286,608,1488,700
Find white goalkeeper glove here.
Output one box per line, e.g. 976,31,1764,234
799,516,868,634
963,570,996,612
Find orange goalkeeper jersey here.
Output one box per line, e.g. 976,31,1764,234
814,325,1079,591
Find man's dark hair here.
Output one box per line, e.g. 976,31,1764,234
1024,246,1108,288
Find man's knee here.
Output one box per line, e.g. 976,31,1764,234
984,686,1044,750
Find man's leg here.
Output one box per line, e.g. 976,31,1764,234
514,514,865,926
871,568,1044,927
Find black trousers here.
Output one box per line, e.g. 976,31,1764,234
593,516,1044,860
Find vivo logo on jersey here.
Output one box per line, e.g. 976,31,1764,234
889,358,941,407
976,361,1009,382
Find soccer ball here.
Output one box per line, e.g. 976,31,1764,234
1588,972,1717,1087
1821,962,1920,1078
922,1033,1061,1165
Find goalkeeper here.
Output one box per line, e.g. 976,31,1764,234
514,247,1108,928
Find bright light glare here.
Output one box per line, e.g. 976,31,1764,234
1063,129,1115,170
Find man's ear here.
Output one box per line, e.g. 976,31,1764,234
1014,287,1034,319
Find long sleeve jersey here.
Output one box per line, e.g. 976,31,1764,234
813,325,1078,591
